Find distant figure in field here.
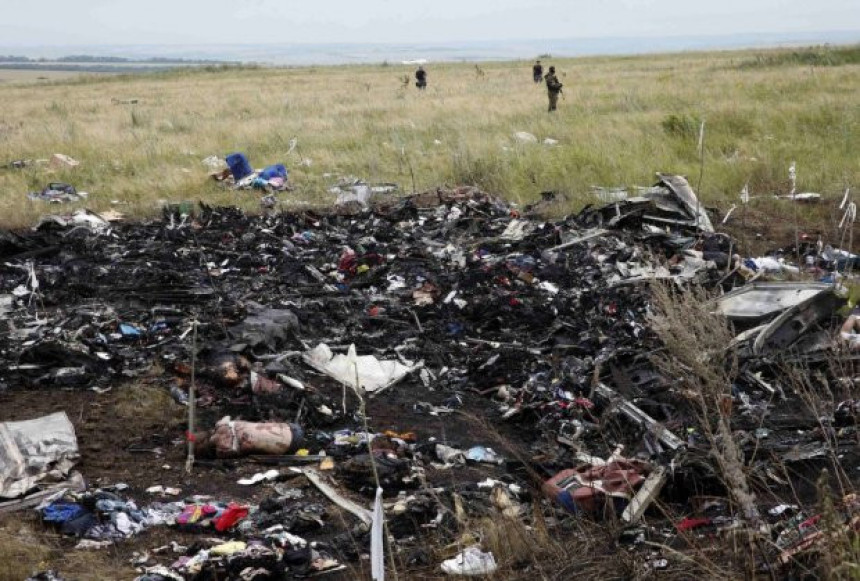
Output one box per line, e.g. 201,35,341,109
415,66,427,90
544,66,563,112
533,60,543,83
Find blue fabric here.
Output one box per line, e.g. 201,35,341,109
61,512,98,537
119,324,142,337
446,322,464,336
288,423,304,453
226,152,253,181
835,257,860,272
556,490,580,514
554,491,625,516
259,164,287,181
42,502,86,523
149,321,169,333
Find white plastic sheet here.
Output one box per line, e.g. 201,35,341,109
303,343,420,394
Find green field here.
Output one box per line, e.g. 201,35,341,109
0,44,857,229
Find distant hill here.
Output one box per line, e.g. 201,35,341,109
0,54,228,64
1,30,858,67
0,54,232,73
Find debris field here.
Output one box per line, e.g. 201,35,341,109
2,177,860,580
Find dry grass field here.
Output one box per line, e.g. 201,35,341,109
0,45,857,229
0,69,101,84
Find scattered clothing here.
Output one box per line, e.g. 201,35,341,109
28,182,85,203
214,153,290,192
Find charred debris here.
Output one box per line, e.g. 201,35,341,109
2,175,860,579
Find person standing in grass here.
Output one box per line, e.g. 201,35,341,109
544,66,563,112
415,66,427,90
532,60,543,83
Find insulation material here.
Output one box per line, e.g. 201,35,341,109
0,412,79,499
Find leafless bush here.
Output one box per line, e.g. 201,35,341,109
650,282,760,524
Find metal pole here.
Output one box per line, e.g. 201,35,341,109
848,196,856,279
186,320,197,474
789,162,801,268
741,182,749,260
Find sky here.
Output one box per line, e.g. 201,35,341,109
1,0,858,47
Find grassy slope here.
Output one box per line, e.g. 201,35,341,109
0,45,857,229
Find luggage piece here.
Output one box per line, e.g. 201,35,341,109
225,152,253,181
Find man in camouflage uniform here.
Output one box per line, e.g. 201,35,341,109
544,66,563,112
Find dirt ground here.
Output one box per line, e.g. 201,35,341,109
717,198,845,257
0,369,528,581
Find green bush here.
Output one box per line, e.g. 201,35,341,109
661,113,701,139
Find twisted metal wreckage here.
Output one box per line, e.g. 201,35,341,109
2,174,859,579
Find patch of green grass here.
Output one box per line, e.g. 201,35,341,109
0,518,139,581
114,383,184,432
662,113,702,140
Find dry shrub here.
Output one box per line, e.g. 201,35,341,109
476,515,541,567
776,358,860,577
815,471,860,580
649,282,759,524
648,282,860,577
780,343,860,492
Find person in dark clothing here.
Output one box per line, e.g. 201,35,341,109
544,66,563,111
533,60,543,83
415,66,427,90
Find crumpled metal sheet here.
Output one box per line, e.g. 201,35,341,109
753,287,846,355
0,411,79,499
716,282,834,322
654,173,714,233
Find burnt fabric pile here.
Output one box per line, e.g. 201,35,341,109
1,184,858,578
